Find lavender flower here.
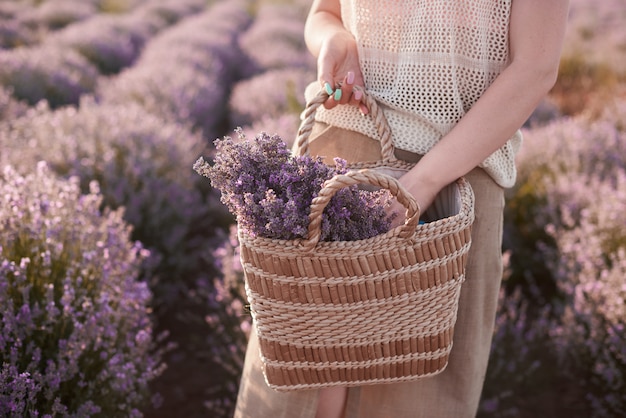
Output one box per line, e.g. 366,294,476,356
0,163,166,416
194,130,394,242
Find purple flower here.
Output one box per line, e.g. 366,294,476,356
194,130,394,241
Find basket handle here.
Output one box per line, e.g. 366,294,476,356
301,169,420,252
294,85,399,162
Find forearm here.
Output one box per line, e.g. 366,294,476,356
409,61,558,190
304,0,346,58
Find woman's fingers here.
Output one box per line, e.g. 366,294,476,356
337,71,355,103
350,86,369,115
322,72,368,114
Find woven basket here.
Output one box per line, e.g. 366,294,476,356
241,87,475,391
240,169,475,391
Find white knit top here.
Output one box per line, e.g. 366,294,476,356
306,0,522,188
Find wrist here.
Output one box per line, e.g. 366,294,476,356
399,165,451,213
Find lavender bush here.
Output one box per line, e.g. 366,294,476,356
199,226,250,418
0,99,229,312
239,3,315,72
494,101,626,416
240,113,302,150
0,87,27,122
0,18,36,49
0,162,165,417
543,172,626,417
194,130,395,242
136,0,208,25
20,0,97,31
228,67,314,129
50,15,162,75
0,45,99,108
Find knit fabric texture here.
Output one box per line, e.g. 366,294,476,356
306,0,522,188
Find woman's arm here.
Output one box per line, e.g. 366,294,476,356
401,0,571,211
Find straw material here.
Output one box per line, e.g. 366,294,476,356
240,87,475,391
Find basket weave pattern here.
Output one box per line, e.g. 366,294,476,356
239,169,474,391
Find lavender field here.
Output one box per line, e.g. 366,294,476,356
0,0,624,417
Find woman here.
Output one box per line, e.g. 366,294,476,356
234,1,569,417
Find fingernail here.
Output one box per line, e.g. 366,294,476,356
324,82,334,95
346,71,355,85
334,88,343,101
353,89,362,101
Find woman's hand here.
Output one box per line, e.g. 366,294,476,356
386,173,440,229
305,0,369,114
316,32,369,114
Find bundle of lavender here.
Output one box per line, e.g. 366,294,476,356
194,130,395,242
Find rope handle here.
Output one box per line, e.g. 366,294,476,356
300,169,420,252
294,85,399,162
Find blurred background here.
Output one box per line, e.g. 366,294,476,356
0,0,624,417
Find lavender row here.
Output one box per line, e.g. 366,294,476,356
0,0,209,108
0,2,258,415
0,0,106,48
1,1,258,414
99,0,253,137
523,102,626,416
47,0,208,75
0,97,230,316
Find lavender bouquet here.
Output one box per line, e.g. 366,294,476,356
194,130,395,242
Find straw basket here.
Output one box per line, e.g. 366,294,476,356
240,87,475,391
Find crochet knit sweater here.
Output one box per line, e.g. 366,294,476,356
306,0,522,188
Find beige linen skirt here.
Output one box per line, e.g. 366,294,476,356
233,124,505,418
